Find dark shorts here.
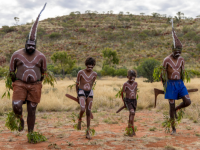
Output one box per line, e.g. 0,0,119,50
78,89,93,98
124,98,137,111
12,80,42,103
165,79,188,100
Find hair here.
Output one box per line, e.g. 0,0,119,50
127,70,137,77
85,57,96,66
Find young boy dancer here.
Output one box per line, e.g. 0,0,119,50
121,70,138,136
76,57,97,139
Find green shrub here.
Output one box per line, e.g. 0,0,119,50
136,58,160,83
71,67,82,77
101,65,115,76
182,26,191,34
0,67,7,77
184,31,196,40
48,32,62,39
114,67,127,76
78,28,86,33
1,26,16,33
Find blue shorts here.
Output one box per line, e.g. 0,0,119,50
165,80,188,100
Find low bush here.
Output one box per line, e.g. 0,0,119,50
1,26,16,33
48,32,62,39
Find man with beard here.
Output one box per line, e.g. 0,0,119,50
76,57,97,139
162,19,191,134
9,3,47,138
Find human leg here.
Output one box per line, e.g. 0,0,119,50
169,99,176,134
85,97,93,139
129,109,135,137
12,100,24,131
27,101,38,132
176,95,191,111
78,96,86,130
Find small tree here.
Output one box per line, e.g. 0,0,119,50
51,51,76,78
102,47,119,67
136,58,160,83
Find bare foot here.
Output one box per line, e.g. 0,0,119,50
86,133,91,139
77,121,81,130
170,128,176,135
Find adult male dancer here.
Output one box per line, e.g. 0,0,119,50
9,3,47,136
162,19,191,134
76,57,97,139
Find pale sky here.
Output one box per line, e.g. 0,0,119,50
0,0,199,27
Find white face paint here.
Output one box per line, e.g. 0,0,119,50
86,65,94,71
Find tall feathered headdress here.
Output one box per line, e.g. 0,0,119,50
26,3,47,45
171,18,182,50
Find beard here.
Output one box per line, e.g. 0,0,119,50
25,44,35,55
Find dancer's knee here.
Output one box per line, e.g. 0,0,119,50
13,101,23,114
80,106,85,113
130,109,135,116
169,99,175,104
185,99,191,107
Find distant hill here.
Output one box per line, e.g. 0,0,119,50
0,12,200,70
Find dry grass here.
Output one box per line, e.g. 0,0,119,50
0,77,200,122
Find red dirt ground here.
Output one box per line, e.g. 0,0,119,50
0,109,200,150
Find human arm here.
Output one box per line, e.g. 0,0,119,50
121,83,126,106
9,54,17,82
40,55,47,81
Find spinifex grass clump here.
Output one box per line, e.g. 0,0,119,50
162,109,185,133
124,125,138,136
5,111,22,131
27,131,47,144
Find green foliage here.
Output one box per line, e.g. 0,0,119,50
197,43,200,51
48,32,62,39
183,31,196,40
71,67,82,77
0,67,8,77
51,51,76,78
182,26,191,34
1,26,16,33
193,35,200,44
138,32,148,40
1,70,13,99
70,112,86,130
102,47,119,66
101,65,127,77
124,125,137,136
27,131,47,143
137,58,160,83
5,111,21,131
78,28,86,33
181,69,191,83
85,128,96,136
162,109,185,133
42,70,57,87
115,87,123,98
153,65,168,91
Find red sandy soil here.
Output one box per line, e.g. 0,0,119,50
0,109,200,150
